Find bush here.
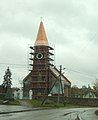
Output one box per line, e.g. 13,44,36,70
0,94,5,100
95,110,98,116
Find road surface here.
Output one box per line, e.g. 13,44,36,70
0,105,98,120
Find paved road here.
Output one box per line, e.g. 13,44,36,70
0,105,30,113
0,105,98,120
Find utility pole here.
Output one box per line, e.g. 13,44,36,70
58,65,62,104
58,65,65,105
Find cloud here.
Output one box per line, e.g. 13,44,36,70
0,0,98,87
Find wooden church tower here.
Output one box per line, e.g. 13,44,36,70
23,21,71,98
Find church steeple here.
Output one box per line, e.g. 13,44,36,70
23,21,71,99
34,21,49,46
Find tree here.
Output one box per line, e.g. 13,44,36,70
72,85,78,89
71,85,80,98
2,67,12,99
81,85,87,89
93,80,98,91
81,85,88,93
92,80,98,97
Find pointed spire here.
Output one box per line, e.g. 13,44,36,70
34,21,49,46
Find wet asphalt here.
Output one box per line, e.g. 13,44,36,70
0,105,98,120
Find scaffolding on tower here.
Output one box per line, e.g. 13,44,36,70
28,44,55,97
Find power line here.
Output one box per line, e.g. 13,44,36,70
0,62,27,68
0,62,96,78
56,65,96,78
64,67,96,78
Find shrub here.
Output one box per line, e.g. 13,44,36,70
95,110,98,116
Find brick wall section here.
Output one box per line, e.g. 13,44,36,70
34,96,98,107
66,97,98,107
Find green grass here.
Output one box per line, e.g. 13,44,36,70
95,110,98,116
0,98,90,109
9,100,20,105
29,99,42,107
1,99,90,108
27,99,87,108
25,99,65,108
2,100,20,105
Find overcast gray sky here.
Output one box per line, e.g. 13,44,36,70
0,0,98,87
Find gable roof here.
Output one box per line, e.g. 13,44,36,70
23,66,71,86
50,66,71,86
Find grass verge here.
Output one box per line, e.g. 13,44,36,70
27,99,88,108
8,100,20,105
1,99,90,108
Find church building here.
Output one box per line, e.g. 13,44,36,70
23,21,71,99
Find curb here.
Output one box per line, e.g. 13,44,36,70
0,107,52,115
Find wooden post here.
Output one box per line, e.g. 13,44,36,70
58,65,65,105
